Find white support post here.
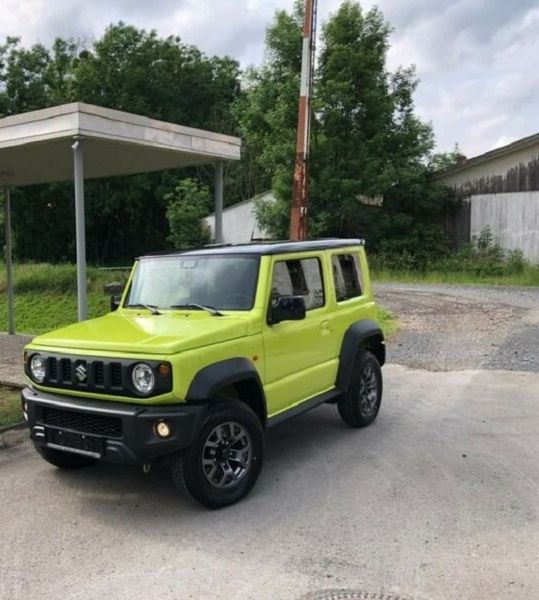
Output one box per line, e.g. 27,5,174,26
214,160,224,244
3,187,15,335
72,138,88,321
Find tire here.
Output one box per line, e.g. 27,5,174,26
170,399,264,509
33,441,97,469
338,349,383,428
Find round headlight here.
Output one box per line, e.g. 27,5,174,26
132,363,155,394
30,355,46,383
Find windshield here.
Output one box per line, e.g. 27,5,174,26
126,255,259,311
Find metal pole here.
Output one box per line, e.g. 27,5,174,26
72,138,87,321
3,187,15,334
290,0,317,241
214,160,224,244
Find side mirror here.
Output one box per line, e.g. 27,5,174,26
110,295,121,312
104,282,125,312
270,295,306,324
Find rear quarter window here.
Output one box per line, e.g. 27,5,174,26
332,253,363,301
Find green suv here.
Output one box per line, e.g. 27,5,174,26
23,239,385,508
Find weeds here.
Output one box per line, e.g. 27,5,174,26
370,227,539,285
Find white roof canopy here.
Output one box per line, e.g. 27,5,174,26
0,103,241,331
0,102,241,186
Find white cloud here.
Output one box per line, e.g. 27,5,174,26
1,0,538,158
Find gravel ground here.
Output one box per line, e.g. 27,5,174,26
374,283,539,373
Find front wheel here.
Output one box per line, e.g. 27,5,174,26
338,349,383,427
33,442,97,469
170,400,264,509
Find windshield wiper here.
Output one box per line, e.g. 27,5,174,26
126,303,161,315
170,303,223,316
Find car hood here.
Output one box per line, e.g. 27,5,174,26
29,311,252,356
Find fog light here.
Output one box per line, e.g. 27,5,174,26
155,421,171,438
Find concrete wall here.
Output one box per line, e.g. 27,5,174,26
204,192,275,244
471,192,539,263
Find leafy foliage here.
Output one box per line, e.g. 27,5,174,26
248,1,456,262
372,227,530,276
165,179,211,249
429,143,467,172
0,25,242,264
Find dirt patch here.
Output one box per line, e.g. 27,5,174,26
375,283,539,372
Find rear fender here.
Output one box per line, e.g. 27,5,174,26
336,320,385,392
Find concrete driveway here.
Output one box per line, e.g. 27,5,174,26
1,364,538,600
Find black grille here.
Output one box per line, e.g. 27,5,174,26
60,358,72,383
94,362,105,386
29,353,172,397
43,407,123,438
47,357,58,381
111,363,122,388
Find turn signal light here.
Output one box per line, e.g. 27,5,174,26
157,363,171,377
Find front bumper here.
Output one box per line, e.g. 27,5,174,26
23,386,207,465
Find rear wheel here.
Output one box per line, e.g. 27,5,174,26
33,442,97,469
338,349,382,427
170,400,264,509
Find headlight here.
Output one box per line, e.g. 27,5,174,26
132,363,155,394
30,355,46,383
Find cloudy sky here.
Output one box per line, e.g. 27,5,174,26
1,0,538,158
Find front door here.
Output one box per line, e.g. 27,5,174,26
262,255,336,417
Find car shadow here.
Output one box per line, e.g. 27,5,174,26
48,402,386,525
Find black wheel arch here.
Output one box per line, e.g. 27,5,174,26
185,358,267,428
336,320,385,392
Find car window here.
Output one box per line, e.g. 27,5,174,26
127,256,259,310
332,253,362,301
271,258,324,310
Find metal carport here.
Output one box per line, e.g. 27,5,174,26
0,102,241,333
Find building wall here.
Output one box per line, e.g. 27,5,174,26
441,146,539,195
471,192,539,263
204,192,275,244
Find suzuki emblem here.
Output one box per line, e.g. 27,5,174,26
75,363,87,383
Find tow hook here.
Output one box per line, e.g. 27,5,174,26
142,464,151,474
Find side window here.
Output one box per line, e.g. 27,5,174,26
271,258,324,310
332,254,362,301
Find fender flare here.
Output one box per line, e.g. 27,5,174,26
336,320,385,392
185,357,266,414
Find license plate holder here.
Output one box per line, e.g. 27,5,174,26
45,427,104,459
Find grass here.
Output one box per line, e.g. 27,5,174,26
377,306,398,338
371,265,539,287
0,263,126,335
0,385,23,429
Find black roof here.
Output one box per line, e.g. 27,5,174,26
139,238,364,259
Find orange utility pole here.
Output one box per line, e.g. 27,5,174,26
289,0,317,241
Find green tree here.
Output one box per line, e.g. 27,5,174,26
236,2,303,210
166,179,211,248
0,24,243,263
430,143,467,171
246,1,454,262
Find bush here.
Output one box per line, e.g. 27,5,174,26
165,179,212,249
371,227,532,278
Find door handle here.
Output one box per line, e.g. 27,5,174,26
321,320,331,335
